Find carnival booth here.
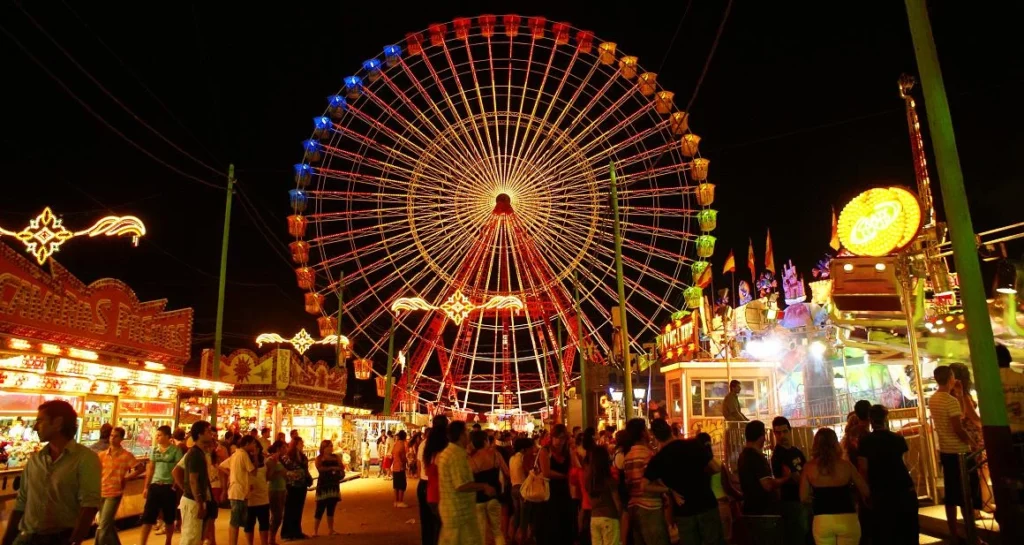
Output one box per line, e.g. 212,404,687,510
190,348,369,459
0,242,231,528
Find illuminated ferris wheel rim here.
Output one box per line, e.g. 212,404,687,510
288,14,719,412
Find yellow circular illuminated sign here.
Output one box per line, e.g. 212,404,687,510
838,187,922,257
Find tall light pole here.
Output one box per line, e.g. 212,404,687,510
904,0,1021,538
383,312,397,416
211,164,235,428
609,162,635,420
574,270,593,428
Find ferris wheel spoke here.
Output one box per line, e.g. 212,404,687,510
395,58,492,179
437,43,503,192
415,46,497,188
539,102,663,185
504,38,565,189
522,62,623,174
343,103,472,185
358,85,473,172
365,86,486,189
517,48,602,180
443,39,504,193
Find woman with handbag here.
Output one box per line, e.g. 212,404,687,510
280,437,311,540
511,438,540,545
313,440,344,536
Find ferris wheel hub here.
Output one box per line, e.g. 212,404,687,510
493,193,514,215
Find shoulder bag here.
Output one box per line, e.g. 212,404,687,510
520,450,550,503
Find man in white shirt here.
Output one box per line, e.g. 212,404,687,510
220,436,256,545
929,365,979,539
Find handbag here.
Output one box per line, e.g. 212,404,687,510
520,451,549,503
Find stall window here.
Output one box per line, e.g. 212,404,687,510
668,379,681,417
690,379,770,418
690,380,702,417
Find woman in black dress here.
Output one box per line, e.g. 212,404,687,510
279,437,310,540
538,424,574,545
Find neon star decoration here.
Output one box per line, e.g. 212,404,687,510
0,207,146,265
390,288,524,326
255,328,350,355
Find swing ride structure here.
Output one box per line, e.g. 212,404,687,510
286,15,719,418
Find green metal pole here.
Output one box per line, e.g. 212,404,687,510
574,270,592,429
609,162,634,420
335,273,344,369
905,0,1021,537
210,164,235,429
556,318,564,424
383,313,396,416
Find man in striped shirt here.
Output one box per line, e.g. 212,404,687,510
929,365,980,539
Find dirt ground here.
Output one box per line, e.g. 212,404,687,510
85,476,424,545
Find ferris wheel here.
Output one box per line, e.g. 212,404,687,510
286,15,719,415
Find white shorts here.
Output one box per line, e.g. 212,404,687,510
179,496,204,545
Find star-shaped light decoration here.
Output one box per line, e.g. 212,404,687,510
391,288,524,326
255,328,349,355
0,206,146,265
439,289,474,325
15,208,74,265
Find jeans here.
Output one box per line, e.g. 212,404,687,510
628,506,669,545
812,513,860,545
674,507,724,545
419,479,439,545
475,499,504,545
96,496,123,545
281,486,307,538
591,516,621,545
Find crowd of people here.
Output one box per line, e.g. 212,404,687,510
0,400,343,545
413,408,923,545
3,354,1016,545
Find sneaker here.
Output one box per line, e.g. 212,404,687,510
154,527,166,536
396,502,409,508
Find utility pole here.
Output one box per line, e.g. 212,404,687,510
609,162,634,420
904,0,1022,538
574,270,592,428
342,274,350,368
383,313,396,416
210,164,235,428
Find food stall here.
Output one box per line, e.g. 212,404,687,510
0,242,231,528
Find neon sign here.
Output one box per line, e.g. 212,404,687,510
837,187,921,257
0,207,145,265
657,313,698,362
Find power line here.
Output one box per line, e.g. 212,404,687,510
685,0,734,113
61,180,287,291
17,5,224,178
233,182,295,269
0,22,224,190
656,0,694,74
58,0,223,166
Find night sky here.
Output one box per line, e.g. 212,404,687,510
3,2,1021,406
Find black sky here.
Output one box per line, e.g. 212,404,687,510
2,1,1021,404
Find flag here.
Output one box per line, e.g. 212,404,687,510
829,206,841,250
695,263,712,288
747,238,756,281
723,250,736,274
765,229,776,273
